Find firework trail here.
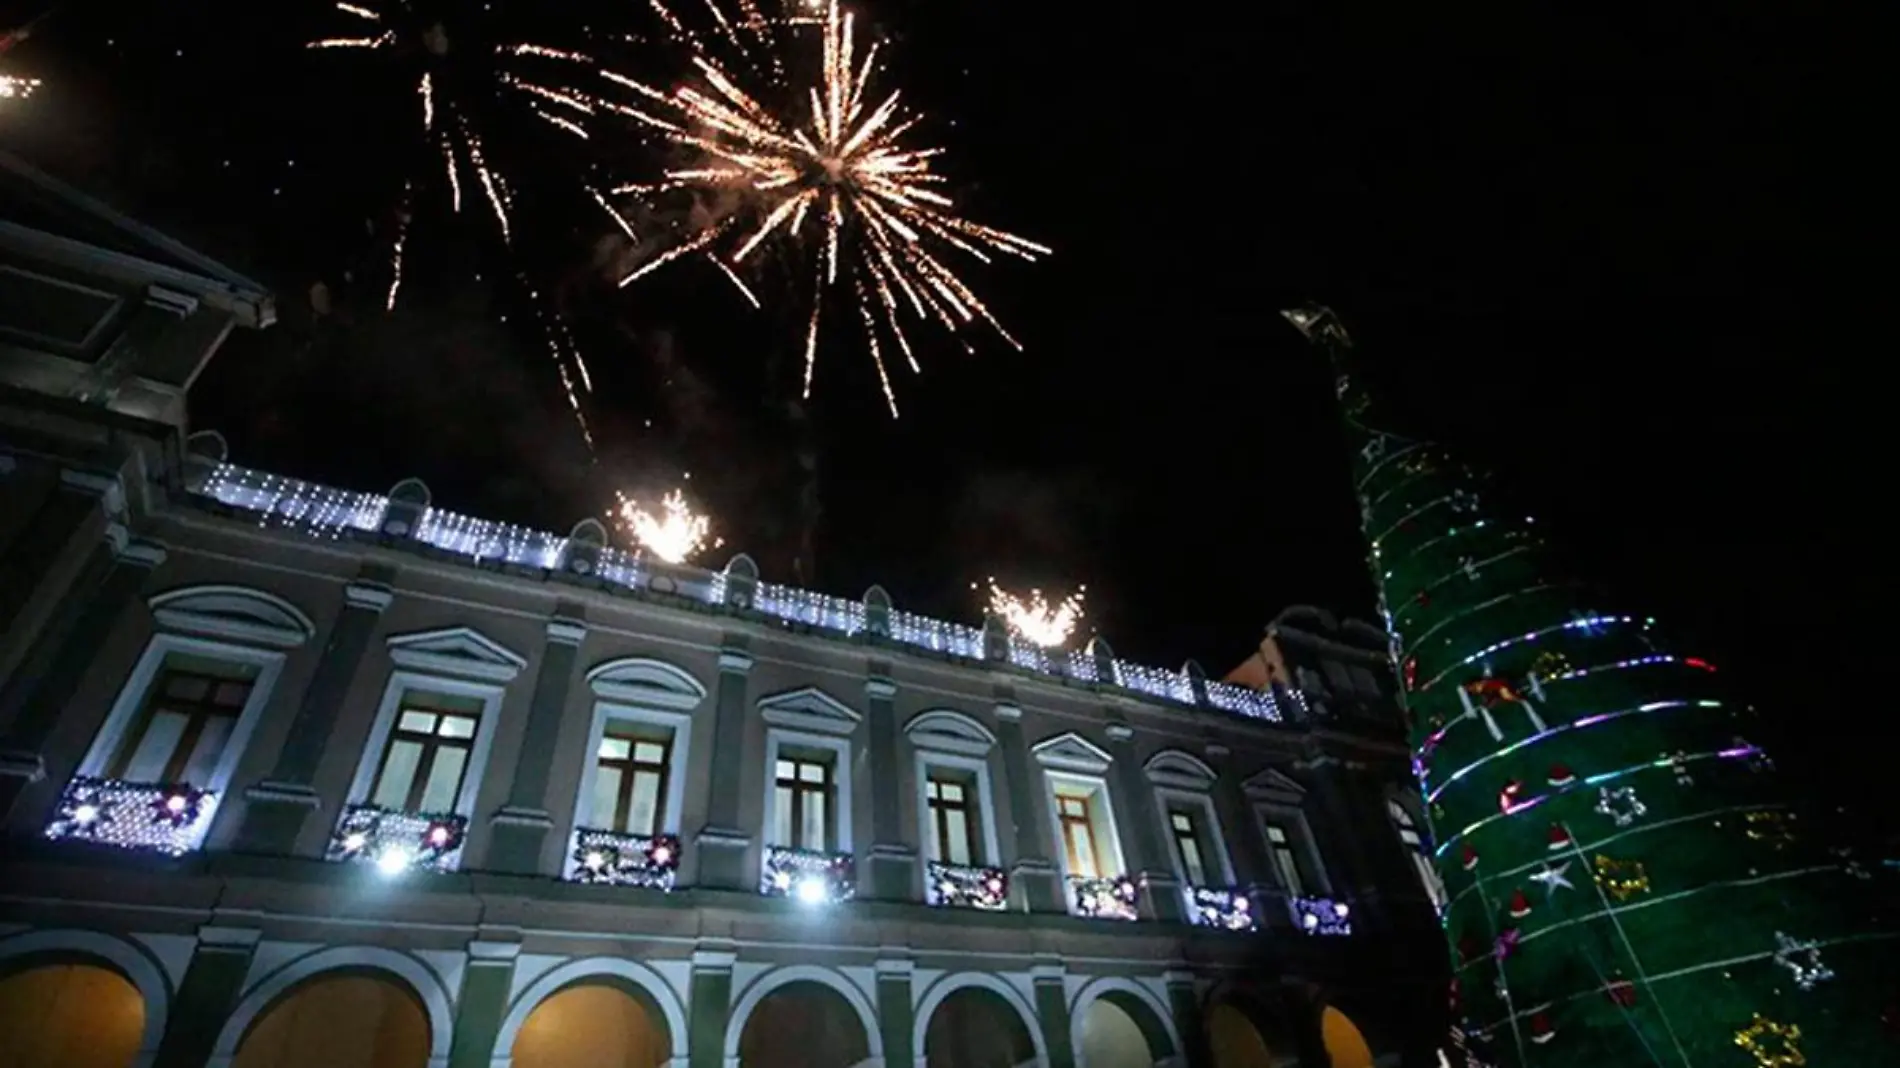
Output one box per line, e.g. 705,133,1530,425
981,579,1086,648
600,0,1048,416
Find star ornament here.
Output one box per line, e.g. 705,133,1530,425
1529,861,1574,896
1733,1014,1804,1067
1596,785,1647,828
1773,932,1835,991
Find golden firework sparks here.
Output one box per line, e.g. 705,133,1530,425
981,579,1086,649
0,73,40,101
602,0,1048,416
613,489,723,564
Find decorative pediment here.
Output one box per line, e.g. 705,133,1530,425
148,585,315,650
1143,749,1217,791
586,657,708,710
757,686,861,735
904,710,997,756
1243,767,1307,804
1030,732,1114,775
387,626,527,683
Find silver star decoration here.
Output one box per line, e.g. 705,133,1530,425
1529,861,1574,896
1665,750,1695,786
1596,785,1647,827
1773,932,1834,990
1336,374,1351,398
1361,435,1388,463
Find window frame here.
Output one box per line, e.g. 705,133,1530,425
911,749,1002,869
571,699,694,837
1253,802,1331,896
1389,797,1449,909
761,728,854,854
346,670,505,819
367,696,483,813
1041,769,1127,894
1155,790,1233,889
105,665,255,785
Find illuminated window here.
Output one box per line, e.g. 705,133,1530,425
1264,823,1306,896
1058,793,1101,878
1168,807,1210,886
926,773,980,865
1389,800,1448,908
107,660,254,784
592,733,671,835
369,692,481,813
774,755,835,850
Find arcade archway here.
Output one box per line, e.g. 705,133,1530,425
0,960,145,1068
922,984,1038,1067
231,971,430,1068
511,980,671,1067
736,979,874,1068
1321,1006,1375,1068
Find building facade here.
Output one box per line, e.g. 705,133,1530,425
1,155,1447,1068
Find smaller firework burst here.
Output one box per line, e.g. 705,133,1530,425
981,579,1086,648
613,488,723,564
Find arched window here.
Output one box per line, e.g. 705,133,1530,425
1388,800,1448,909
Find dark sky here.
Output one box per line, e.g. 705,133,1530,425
6,5,1875,815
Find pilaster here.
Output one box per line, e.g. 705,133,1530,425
486,609,586,874
687,946,736,1068
447,940,519,1068
151,926,261,1068
993,701,1063,913
863,672,917,900
0,466,123,657
232,570,393,854
1106,722,1186,923
693,642,754,890
1163,971,1211,1068
874,956,915,1068
1031,960,1076,1068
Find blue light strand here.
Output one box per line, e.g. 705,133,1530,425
1395,546,1535,628
1424,699,1722,803
1354,438,1425,492
1405,583,1579,657
1417,654,1715,756
1416,615,1638,694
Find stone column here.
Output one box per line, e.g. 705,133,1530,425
692,641,754,890
874,956,915,1068
1163,971,1210,1068
151,926,261,1068
687,947,736,1068
232,572,394,854
0,528,165,822
1031,960,1076,1068
446,940,519,1068
993,701,1062,913
863,671,917,900
487,611,587,874
1105,723,1186,923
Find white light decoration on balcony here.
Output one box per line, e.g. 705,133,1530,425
1191,886,1257,931
756,583,866,634
1290,895,1353,936
566,828,680,890
196,464,389,539
760,845,855,903
1071,874,1140,921
415,507,566,569
1205,680,1285,722
890,610,985,658
926,861,1009,911
327,804,466,874
44,777,216,856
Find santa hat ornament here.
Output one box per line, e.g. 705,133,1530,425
1547,763,1576,787
1461,843,1480,871
1500,780,1525,814
1548,824,1573,852
1529,1013,1556,1046
1605,975,1638,1008
1508,889,1532,920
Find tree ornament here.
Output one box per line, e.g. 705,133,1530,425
1595,785,1647,827
1403,656,1419,691
1547,763,1576,787
1733,1014,1804,1067
1548,824,1572,851
1494,927,1521,960
1529,861,1574,896
1451,489,1479,514
1528,1012,1555,1046
1734,735,1776,773
1416,590,1431,608
1593,854,1651,902
1335,374,1351,398
1461,843,1480,871
1604,972,1638,1007
1507,888,1532,919
1361,434,1388,463
1500,780,1526,814
1772,932,1835,991
1664,749,1695,786
1529,650,1571,681
1459,555,1479,580
1745,810,1796,849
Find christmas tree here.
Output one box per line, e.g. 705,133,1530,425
1283,306,1895,1066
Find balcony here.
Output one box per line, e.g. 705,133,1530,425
760,845,855,904
44,776,216,856
326,803,466,874
1290,895,1353,935
1070,874,1140,921
1189,886,1258,932
567,828,680,890
926,861,1009,911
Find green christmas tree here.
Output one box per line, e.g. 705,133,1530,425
1283,306,1895,1067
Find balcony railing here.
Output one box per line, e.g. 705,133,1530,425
1190,885,1258,931
761,845,855,903
567,828,681,889
926,861,1009,911
44,776,216,856
1070,874,1140,921
326,803,466,874
1290,895,1353,935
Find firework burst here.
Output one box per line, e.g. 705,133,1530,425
613,488,723,564
601,0,1048,416
981,579,1086,649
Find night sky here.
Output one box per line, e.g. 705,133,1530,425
6,5,1873,817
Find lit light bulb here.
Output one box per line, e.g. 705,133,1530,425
73,804,100,824
165,794,189,813
650,844,672,864
796,877,829,904
377,849,413,876
343,832,369,852
773,870,793,890
584,850,606,870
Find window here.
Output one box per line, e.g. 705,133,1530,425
368,692,482,813
1390,800,1449,908
773,754,835,850
926,772,980,865
1057,793,1101,878
1168,807,1210,886
106,657,255,784
592,731,670,835
1264,823,1306,896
